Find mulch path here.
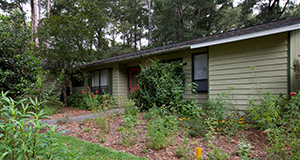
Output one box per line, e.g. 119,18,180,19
49,107,270,160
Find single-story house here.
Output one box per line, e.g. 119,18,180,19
71,16,300,110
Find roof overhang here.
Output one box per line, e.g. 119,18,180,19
190,23,300,49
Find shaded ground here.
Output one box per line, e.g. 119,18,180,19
48,107,269,160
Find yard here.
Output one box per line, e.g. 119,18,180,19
52,107,269,160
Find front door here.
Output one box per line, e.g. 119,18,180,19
129,67,140,94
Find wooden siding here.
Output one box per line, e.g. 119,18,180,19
290,29,300,92
117,64,128,98
209,33,288,110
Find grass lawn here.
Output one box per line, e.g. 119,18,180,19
54,134,147,160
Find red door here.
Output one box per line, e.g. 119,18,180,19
129,67,140,94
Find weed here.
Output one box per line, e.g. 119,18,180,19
84,128,91,132
142,148,148,154
100,137,106,143
236,134,253,159
176,135,190,159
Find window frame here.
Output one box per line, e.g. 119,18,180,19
192,52,208,92
89,68,112,95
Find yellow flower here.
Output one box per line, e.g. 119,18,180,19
239,121,244,124
230,122,233,124
183,118,186,120
179,118,183,121
184,128,187,130
231,119,233,121
83,110,85,112
113,114,116,116
217,128,219,131
228,113,231,116
222,120,225,123
115,106,117,108
170,120,173,123
188,126,190,128
187,118,190,119
240,118,244,120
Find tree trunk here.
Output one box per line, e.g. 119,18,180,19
63,82,67,104
134,1,137,52
46,0,50,49
176,2,181,41
148,0,153,47
31,0,38,46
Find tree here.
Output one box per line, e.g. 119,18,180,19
38,0,107,104
151,0,236,46
0,13,42,99
238,0,298,26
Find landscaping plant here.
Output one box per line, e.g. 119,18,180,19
131,59,186,111
0,91,78,159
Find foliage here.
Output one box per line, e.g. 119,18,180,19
266,128,300,160
38,0,107,103
182,118,206,137
204,91,243,136
0,91,77,159
0,13,42,99
131,59,186,111
176,134,190,159
118,97,139,147
238,0,299,27
236,135,253,159
207,146,230,160
81,87,117,111
144,106,179,149
67,93,88,110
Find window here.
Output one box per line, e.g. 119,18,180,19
90,68,112,95
71,74,84,87
193,53,208,92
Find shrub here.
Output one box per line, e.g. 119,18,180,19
132,59,185,111
0,13,42,99
0,91,77,159
67,93,88,109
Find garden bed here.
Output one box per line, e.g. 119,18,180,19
54,110,269,160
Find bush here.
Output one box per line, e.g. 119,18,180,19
246,90,300,159
0,91,78,159
0,13,42,99
132,59,185,111
67,93,88,109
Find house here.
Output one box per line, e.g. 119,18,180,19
72,16,300,110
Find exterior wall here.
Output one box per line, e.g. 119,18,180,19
209,33,289,110
117,64,128,98
290,29,300,92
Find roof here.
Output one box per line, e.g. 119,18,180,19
86,16,300,67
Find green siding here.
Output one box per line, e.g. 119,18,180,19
209,33,289,110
